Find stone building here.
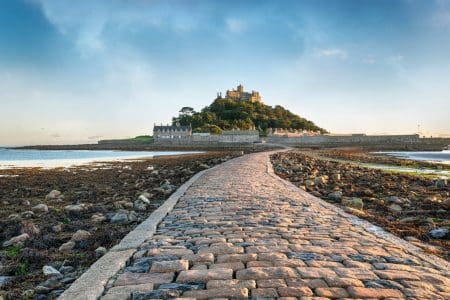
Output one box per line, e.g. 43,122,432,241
217,84,262,103
268,128,320,137
153,124,192,141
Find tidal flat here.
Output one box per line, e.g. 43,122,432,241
0,151,238,299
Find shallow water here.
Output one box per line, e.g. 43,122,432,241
0,148,200,169
377,150,450,164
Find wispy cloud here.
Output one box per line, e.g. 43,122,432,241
316,48,347,59
225,18,246,33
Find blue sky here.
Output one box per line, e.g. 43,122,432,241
0,0,449,145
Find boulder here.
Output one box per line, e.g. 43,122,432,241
59,241,75,252
314,176,327,185
429,228,449,239
331,173,341,181
42,266,62,278
304,180,314,187
0,276,13,288
443,198,450,210
32,204,48,214
2,233,30,247
435,178,447,188
341,197,364,210
91,213,106,223
46,190,63,201
110,210,137,224
64,204,86,214
134,194,151,211
21,211,34,219
71,230,91,242
388,204,403,213
328,191,343,202
114,200,134,209
95,247,107,257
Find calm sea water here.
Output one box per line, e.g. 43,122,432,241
0,148,200,169
381,150,450,164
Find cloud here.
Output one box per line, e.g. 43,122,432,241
225,18,246,33
316,48,347,59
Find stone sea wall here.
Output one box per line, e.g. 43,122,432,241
267,134,450,150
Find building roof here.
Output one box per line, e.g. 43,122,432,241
153,125,191,131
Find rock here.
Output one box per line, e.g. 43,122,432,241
7,213,21,222
21,220,40,236
40,278,61,289
91,213,106,223
71,230,91,242
46,190,63,201
43,266,62,278
22,200,31,206
0,276,13,288
328,191,343,201
314,175,328,185
114,200,134,209
443,198,450,210
52,224,63,233
59,266,74,274
59,241,75,252
199,163,210,170
134,194,151,211
332,173,341,181
64,204,86,214
95,247,107,257
341,197,364,210
22,289,34,298
146,166,154,171
21,210,34,219
388,204,403,213
110,210,137,224
435,178,447,188
2,233,30,247
384,196,409,205
304,180,314,187
32,204,48,214
429,228,449,239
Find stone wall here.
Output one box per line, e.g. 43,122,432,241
155,134,259,145
266,134,450,150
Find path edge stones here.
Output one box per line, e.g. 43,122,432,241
58,159,226,300
266,151,450,275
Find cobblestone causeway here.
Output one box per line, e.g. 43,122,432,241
101,152,450,299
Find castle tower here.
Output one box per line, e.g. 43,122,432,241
237,84,244,93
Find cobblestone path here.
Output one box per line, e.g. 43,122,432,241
101,152,449,299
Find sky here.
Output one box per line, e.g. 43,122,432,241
0,0,449,146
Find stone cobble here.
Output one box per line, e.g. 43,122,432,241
101,152,450,299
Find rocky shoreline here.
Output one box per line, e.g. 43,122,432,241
271,150,449,261
0,151,239,299
317,148,450,171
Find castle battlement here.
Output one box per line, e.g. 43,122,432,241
217,84,263,103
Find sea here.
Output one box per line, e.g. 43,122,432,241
380,150,450,165
0,148,200,169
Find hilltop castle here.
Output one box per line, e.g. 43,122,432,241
217,84,263,103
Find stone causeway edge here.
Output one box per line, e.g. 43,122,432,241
58,158,228,300
265,154,450,275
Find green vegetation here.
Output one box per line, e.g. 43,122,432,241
98,135,153,144
6,245,21,258
15,262,28,276
172,99,327,134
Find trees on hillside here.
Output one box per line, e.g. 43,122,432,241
172,99,327,134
